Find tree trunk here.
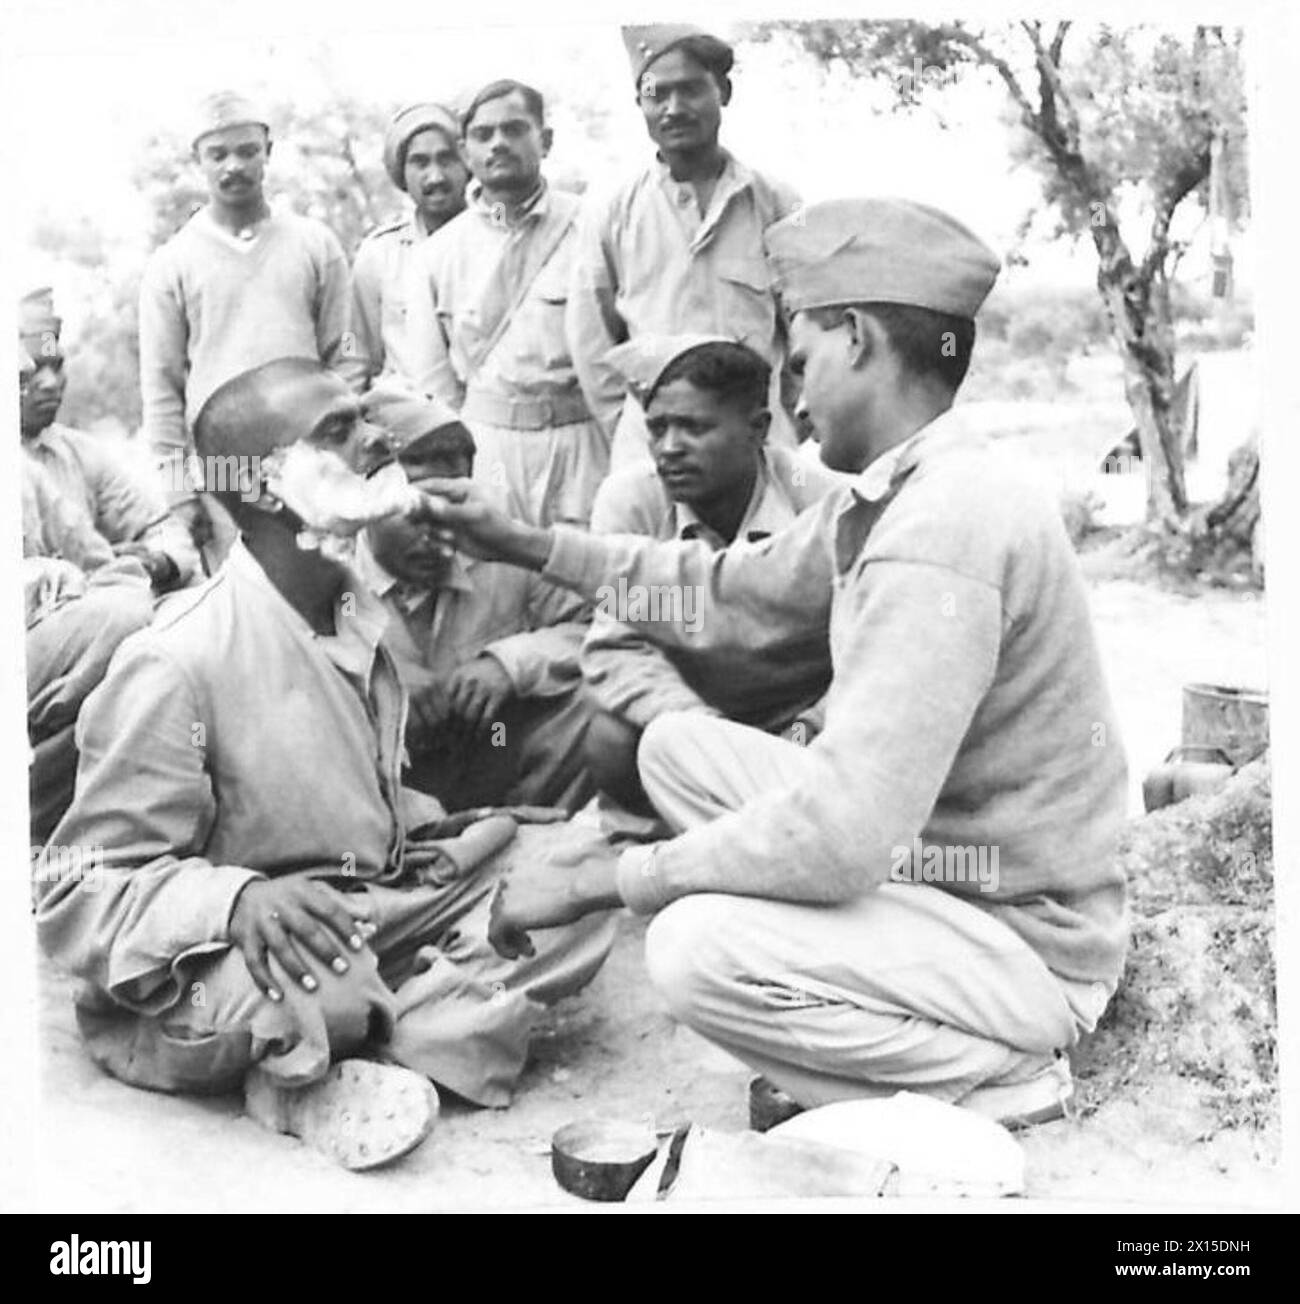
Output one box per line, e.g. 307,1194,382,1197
1093,242,1188,523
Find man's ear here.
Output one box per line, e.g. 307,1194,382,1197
717,74,733,107
264,137,273,162
540,125,554,157
749,407,772,443
843,308,884,370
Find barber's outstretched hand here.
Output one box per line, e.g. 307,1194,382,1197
409,479,552,570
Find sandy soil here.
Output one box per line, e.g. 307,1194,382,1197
31,576,1279,1212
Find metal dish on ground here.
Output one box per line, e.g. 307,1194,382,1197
551,1117,659,1202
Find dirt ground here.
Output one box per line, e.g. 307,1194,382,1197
31,575,1279,1213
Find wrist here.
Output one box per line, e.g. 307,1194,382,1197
496,517,553,571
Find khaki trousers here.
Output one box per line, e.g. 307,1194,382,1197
468,417,609,529
76,830,617,1108
637,713,1101,1107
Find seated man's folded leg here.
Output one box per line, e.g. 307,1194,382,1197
366,827,618,1107
27,583,154,740
73,940,397,1096
637,711,813,833
583,707,657,816
503,687,597,812
643,883,1078,1111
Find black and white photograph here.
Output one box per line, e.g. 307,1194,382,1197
1,0,1295,1235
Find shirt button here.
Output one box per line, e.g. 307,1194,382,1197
677,190,690,206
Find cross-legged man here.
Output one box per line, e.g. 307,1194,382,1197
419,199,1130,1127
35,359,616,1170
582,334,840,818
357,388,595,813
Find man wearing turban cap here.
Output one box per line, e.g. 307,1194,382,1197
346,103,470,392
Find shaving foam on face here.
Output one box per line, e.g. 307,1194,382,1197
262,443,426,539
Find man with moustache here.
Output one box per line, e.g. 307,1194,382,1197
346,104,470,391
138,92,353,554
567,24,802,469
35,359,615,1168
406,80,605,528
356,387,595,813
417,199,1129,1128
582,334,839,817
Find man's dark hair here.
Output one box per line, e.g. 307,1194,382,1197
462,79,545,132
651,341,770,412
806,303,976,393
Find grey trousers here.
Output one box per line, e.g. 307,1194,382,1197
636,713,1110,1107
75,824,618,1108
28,582,155,844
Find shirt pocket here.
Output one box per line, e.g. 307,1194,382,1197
713,256,777,350
530,264,573,373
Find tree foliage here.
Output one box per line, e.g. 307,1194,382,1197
745,20,1250,530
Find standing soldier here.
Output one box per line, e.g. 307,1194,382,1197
567,24,802,469
406,80,606,528
138,91,353,555
345,103,470,391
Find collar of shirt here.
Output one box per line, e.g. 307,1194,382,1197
224,537,390,683
22,421,67,455
467,178,550,229
652,149,754,230
672,446,786,546
851,407,970,506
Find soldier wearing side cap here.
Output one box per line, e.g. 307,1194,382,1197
19,336,157,844
566,24,803,471
419,197,1130,1129
355,387,596,813
138,91,354,554
344,104,471,392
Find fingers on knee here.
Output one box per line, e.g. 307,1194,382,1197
644,895,733,1016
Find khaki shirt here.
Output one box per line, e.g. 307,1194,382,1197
23,424,199,582
566,152,801,435
405,182,587,412
353,534,589,701
583,444,840,729
345,213,428,390
35,541,423,1016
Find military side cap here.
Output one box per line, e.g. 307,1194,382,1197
767,198,1001,319
361,382,473,461
607,332,760,406
19,286,62,354
622,23,734,88
192,91,270,151
383,102,461,189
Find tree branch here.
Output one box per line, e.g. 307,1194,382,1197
934,24,1038,131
